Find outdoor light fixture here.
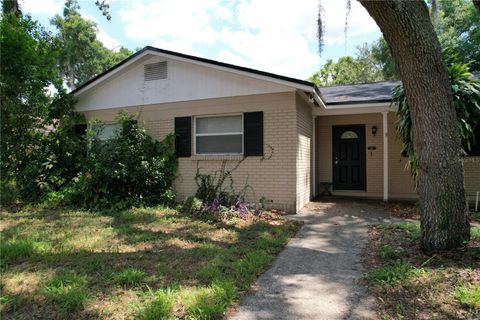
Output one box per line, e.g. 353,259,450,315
372,125,378,136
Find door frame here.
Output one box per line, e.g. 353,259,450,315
332,124,366,191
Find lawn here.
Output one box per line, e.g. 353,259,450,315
0,206,300,319
364,221,480,319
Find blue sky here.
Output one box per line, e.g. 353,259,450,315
21,0,381,80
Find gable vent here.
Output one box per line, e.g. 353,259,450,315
144,61,168,81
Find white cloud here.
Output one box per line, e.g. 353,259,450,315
119,0,221,44
97,27,121,51
321,0,380,46
117,0,380,79
20,0,62,15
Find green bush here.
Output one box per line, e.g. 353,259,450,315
75,113,177,210
0,180,17,207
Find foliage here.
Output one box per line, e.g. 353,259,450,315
111,267,147,286
0,12,87,204
365,262,424,286
42,271,89,312
437,0,480,71
455,285,480,308
187,160,264,219
51,0,132,89
357,37,399,80
75,113,177,210
393,64,480,180
312,0,478,85
308,39,399,86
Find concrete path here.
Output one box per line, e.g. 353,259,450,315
230,199,398,320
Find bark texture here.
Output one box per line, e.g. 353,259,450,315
359,0,470,252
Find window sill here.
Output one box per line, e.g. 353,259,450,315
190,155,244,161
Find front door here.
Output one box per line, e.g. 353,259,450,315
332,125,366,191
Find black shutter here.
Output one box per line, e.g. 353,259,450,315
244,112,263,156
175,117,191,157
73,124,87,138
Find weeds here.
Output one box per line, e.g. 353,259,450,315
111,267,147,287
455,285,480,309
42,271,89,312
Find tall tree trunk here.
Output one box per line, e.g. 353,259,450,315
359,0,470,252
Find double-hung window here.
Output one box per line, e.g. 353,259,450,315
93,123,120,140
195,114,243,155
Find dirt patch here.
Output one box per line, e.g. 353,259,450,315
364,223,480,319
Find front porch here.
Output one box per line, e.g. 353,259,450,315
310,106,417,203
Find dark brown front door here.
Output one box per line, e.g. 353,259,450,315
332,125,366,191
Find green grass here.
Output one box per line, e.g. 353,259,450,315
365,262,424,286
42,271,89,312
0,206,299,319
137,288,176,320
379,244,403,262
471,227,480,241
455,285,480,309
365,222,480,319
111,267,148,286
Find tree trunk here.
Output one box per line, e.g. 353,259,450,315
359,0,470,252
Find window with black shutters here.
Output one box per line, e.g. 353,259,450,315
195,114,243,155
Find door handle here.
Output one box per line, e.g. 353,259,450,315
335,158,338,165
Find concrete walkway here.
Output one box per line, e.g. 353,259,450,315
230,200,398,320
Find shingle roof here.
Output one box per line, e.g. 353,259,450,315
319,80,400,105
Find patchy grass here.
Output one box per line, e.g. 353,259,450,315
0,207,300,319
456,285,480,309
364,222,480,319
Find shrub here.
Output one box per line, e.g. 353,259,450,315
75,113,177,210
0,180,17,207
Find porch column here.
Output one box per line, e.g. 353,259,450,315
312,115,316,199
382,111,389,201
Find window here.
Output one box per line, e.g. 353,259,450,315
195,115,243,154
340,131,358,139
93,123,120,140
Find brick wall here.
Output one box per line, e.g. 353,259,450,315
295,94,313,211
83,92,299,212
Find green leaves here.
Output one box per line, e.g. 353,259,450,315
79,113,178,210
393,63,480,181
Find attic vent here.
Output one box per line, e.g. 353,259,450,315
144,61,168,81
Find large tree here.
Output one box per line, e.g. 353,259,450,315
52,0,132,89
355,0,473,251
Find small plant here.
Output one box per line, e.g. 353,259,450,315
0,238,49,268
471,227,480,241
111,267,147,286
395,222,421,241
455,285,480,309
42,271,88,312
181,196,203,215
137,287,176,320
182,280,237,319
365,262,423,286
380,245,403,262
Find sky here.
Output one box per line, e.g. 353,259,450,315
20,0,381,80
